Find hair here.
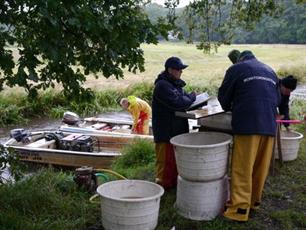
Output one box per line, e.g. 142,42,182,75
281,75,298,90
120,98,128,106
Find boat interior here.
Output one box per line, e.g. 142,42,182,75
6,130,129,153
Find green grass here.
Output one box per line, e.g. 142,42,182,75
3,43,306,93
111,139,156,180
1,43,305,127
0,83,158,127
83,42,306,93
0,169,100,230
0,133,305,229
0,42,306,228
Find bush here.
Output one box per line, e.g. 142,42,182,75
111,139,155,180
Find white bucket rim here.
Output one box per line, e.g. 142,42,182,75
96,179,164,202
280,130,304,140
170,131,232,148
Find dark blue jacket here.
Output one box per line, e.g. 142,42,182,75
218,56,281,136
152,71,196,142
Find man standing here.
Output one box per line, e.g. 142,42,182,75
278,75,298,130
218,50,280,221
152,56,196,189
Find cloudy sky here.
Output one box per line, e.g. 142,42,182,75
151,0,191,7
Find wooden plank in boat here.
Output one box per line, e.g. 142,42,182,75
85,117,133,126
60,126,154,140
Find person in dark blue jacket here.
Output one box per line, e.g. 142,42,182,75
152,56,196,189
218,50,280,222
279,75,298,130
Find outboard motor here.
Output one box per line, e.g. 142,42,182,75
10,129,30,143
62,111,80,125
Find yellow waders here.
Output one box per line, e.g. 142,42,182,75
224,135,274,221
127,96,151,135
155,143,178,189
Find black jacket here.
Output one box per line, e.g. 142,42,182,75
152,71,196,142
279,92,290,127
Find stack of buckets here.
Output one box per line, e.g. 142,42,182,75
170,132,232,220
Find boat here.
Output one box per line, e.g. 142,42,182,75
4,128,153,169
59,111,153,136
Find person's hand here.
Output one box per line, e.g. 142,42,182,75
276,114,284,120
191,91,196,96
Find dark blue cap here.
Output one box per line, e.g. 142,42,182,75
238,50,255,61
165,57,188,70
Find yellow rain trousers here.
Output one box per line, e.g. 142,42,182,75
224,135,274,222
155,143,178,189
127,96,151,135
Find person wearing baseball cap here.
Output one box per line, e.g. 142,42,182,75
218,50,280,222
152,56,196,189
164,56,189,70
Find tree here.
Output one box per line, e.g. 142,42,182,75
231,0,306,44
178,0,281,53
0,0,169,100
1,0,302,100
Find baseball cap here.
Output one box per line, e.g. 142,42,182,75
238,50,255,61
165,57,188,70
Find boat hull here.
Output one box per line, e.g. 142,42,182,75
4,131,123,169
8,146,118,169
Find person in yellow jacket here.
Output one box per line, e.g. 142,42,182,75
120,96,151,135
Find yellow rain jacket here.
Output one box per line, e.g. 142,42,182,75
127,96,151,135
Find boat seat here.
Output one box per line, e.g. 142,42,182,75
27,138,56,149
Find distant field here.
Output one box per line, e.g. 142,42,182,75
3,42,306,94
85,42,306,92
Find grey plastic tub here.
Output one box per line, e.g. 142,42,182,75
170,132,232,181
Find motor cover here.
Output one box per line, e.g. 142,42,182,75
62,111,80,125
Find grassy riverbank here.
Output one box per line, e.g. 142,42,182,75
1,42,305,229
0,131,305,229
1,43,306,127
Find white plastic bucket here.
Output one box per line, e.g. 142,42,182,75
175,175,228,221
275,130,304,161
170,132,232,181
96,180,164,230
